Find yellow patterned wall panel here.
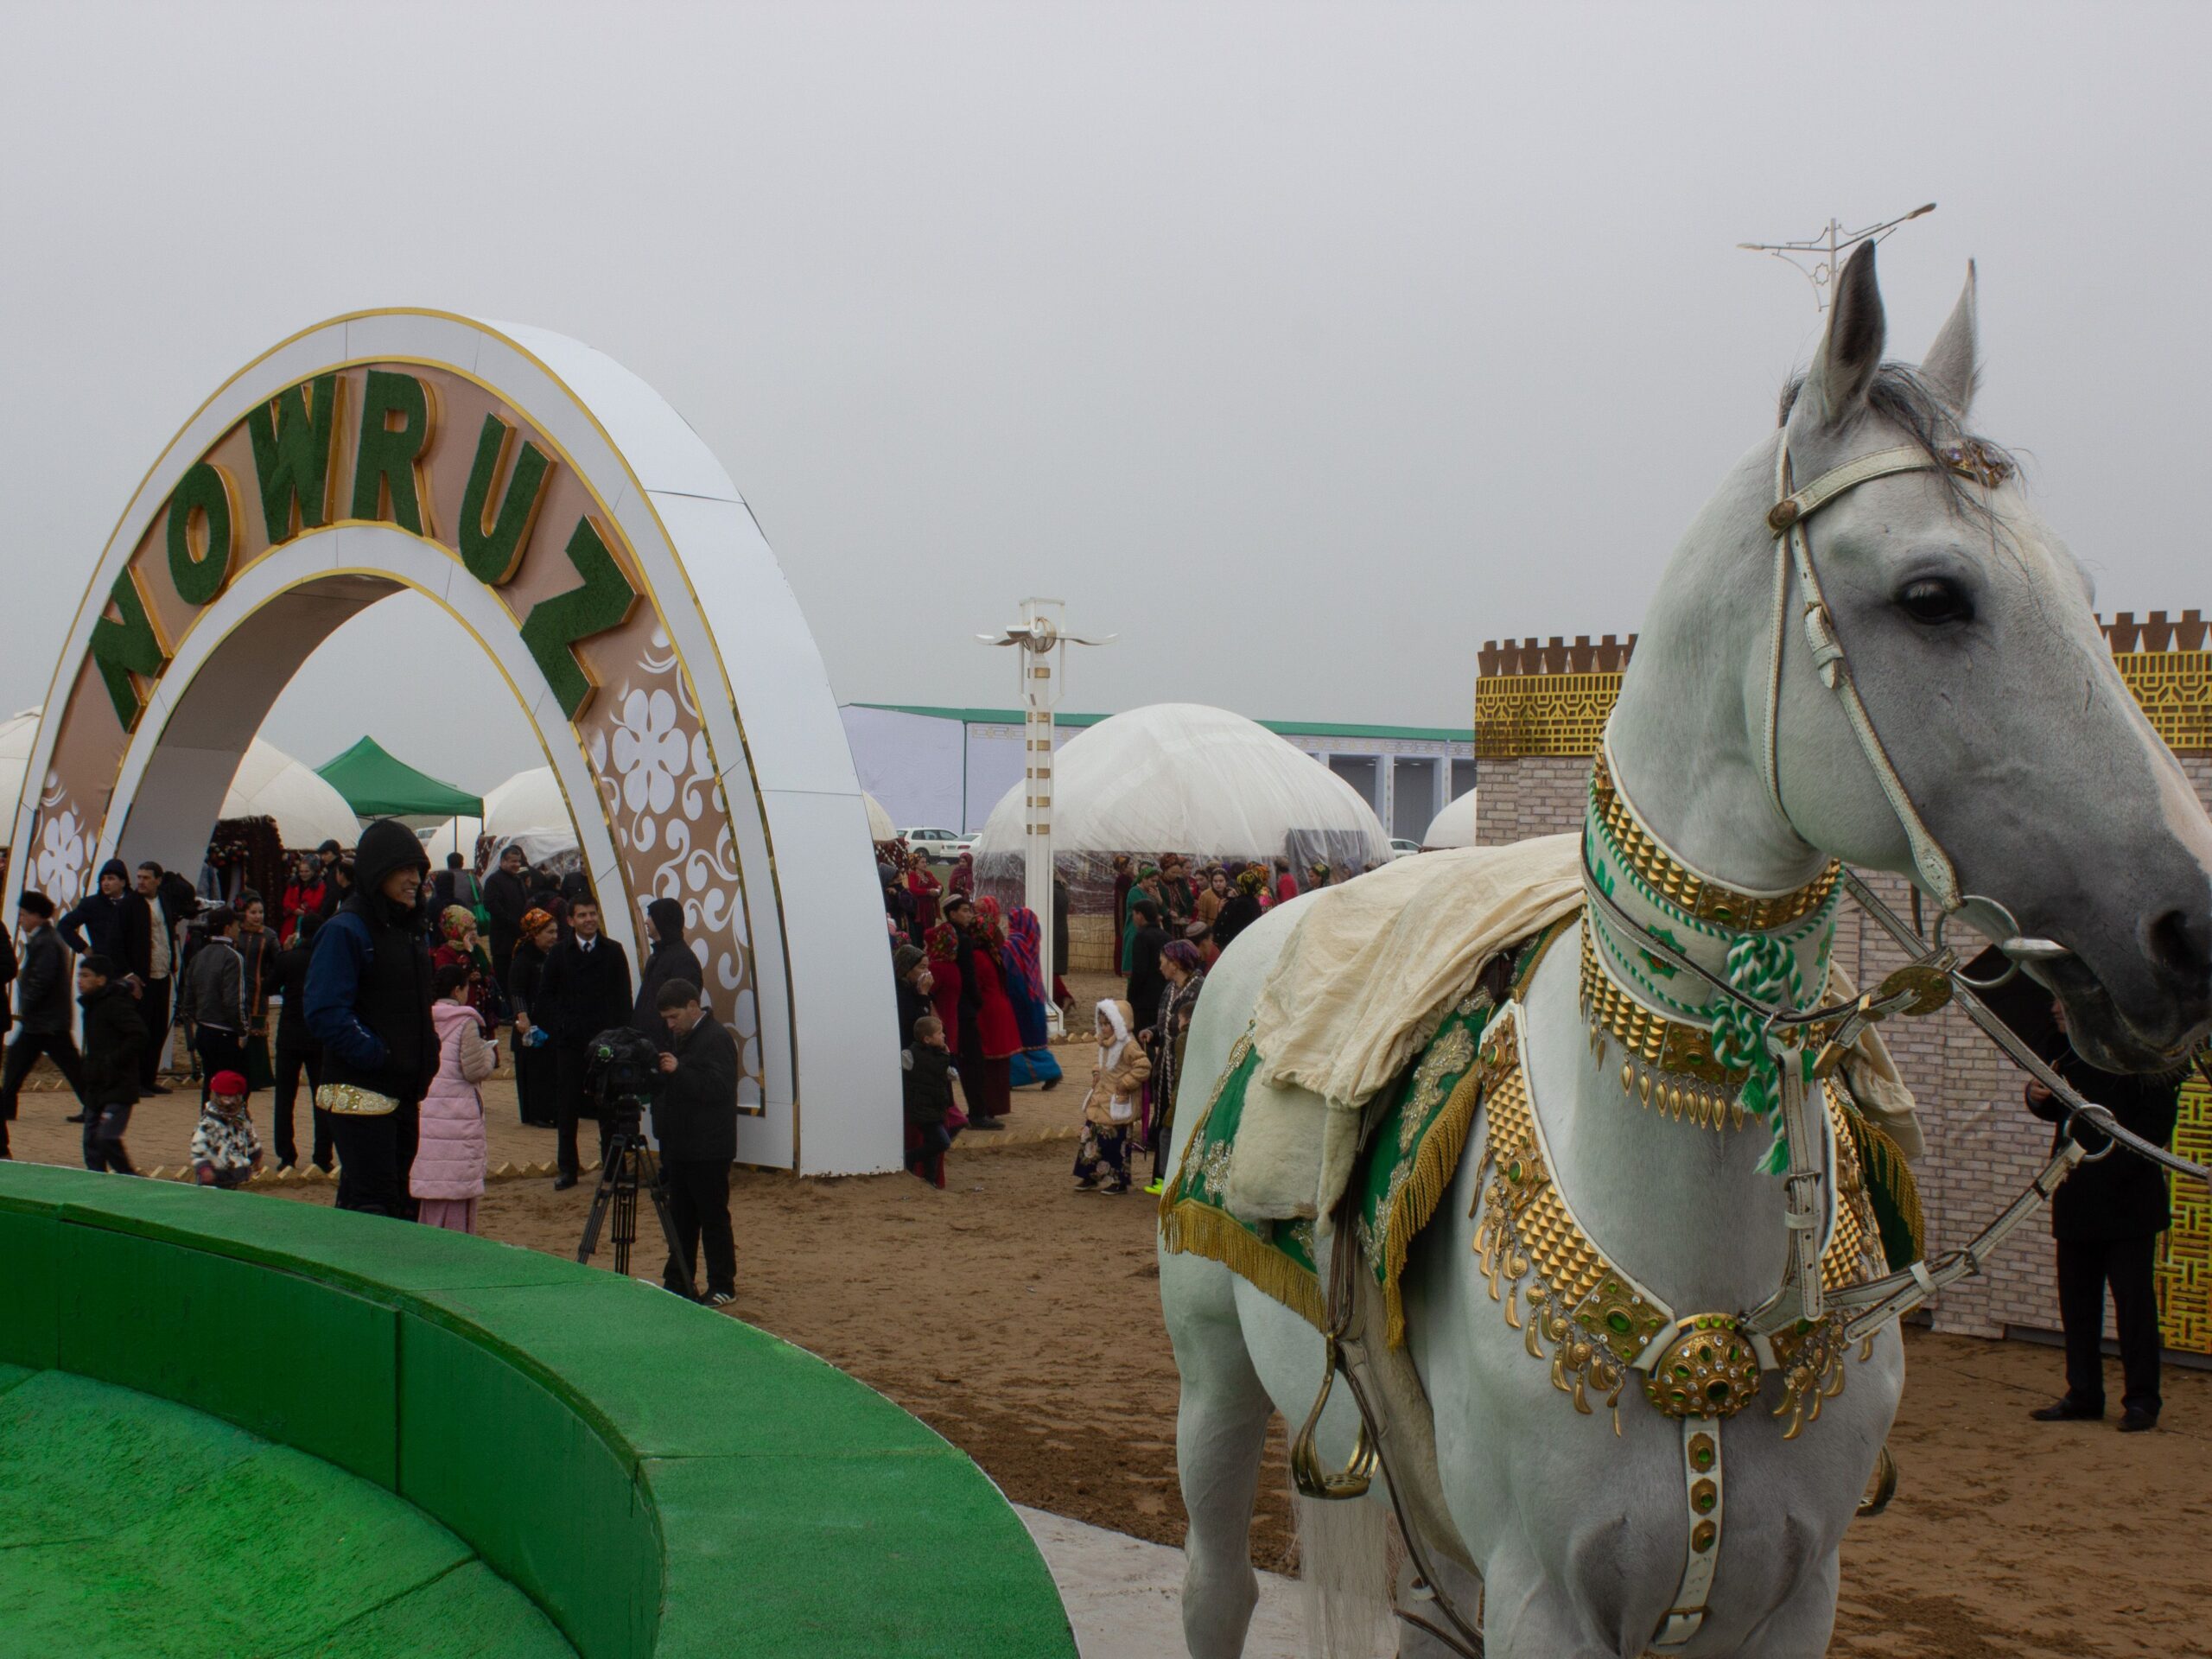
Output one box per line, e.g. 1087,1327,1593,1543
2158,1075,2212,1355
1474,671,1624,760
1476,649,2206,760
2113,651,2212,754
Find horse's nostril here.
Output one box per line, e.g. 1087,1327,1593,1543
2142,906,2212,991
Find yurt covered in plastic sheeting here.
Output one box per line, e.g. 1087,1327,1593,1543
970,703,1389,961
1423,790,1478,849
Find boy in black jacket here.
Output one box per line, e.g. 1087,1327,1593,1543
652,978,738,1306
902,1014,956,1188
76,955,145,1174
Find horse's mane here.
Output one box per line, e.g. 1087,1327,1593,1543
1777,362,2016,521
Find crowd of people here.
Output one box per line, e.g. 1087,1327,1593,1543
886,845,1342,1197
0,827,743,1306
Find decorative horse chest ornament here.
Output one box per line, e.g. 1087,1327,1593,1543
1158,242,2212,1659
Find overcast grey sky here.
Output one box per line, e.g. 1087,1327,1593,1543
3,3,2205,791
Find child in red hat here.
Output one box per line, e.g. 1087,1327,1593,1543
192,1071,263,1189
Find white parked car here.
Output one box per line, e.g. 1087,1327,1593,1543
1389,837,1423,860
900,826,975,857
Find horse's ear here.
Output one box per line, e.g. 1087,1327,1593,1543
1920,260,1979,415
1797,240,1886,429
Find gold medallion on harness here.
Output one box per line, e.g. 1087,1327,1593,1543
1642,1314,1762,1420
1874,961,1953,1018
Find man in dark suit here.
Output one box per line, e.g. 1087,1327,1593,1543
536,895,633,1188
2025,998,2185,1433
482,843,532,982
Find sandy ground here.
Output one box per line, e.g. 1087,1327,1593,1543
10,1031,2212,1656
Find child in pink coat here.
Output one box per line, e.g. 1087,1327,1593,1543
412,963,498,1233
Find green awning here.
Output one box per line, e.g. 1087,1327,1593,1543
315,737,483,819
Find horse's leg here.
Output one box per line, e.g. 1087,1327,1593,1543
1724,1545,1840,1657
1472,1539,1625,1659
1164,1255,1275,1659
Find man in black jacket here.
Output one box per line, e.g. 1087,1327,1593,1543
1125,896,1169,1030
537,895,633,1188
483,843,531,982
304,820,437,1218
59,860,153,988
652,978,739,1305
0,891,86,1151
2026,998,2184,1433
75,955,144,1174
630,897,698,1052
271,913,328,1172
134,861,188,1095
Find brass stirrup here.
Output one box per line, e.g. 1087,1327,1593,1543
1290,1335,1379,1499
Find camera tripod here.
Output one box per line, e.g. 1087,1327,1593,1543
576,1094,683,1279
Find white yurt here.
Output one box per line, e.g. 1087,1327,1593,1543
1423,789,1478,849
0,708,41,831
970,702,1390,905
0,715,356,855
223,739,363,849
428,766,582,869
861,791,896,841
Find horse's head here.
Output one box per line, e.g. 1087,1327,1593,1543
1741,243,2212,1071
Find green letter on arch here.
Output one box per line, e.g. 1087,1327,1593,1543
88,569,170,731
519,515,639,720
166,461,237,606
245,372,340,543
349,370,433,535
458,414,552,583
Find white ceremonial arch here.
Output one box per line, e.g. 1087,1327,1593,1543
13,310,898,1173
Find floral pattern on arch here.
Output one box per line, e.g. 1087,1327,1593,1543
587,627,761,1101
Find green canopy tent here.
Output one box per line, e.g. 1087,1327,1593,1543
315,737,484,820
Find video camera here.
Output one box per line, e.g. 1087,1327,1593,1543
585,1027,663,1122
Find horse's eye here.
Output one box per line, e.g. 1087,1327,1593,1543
1897,577,1973,627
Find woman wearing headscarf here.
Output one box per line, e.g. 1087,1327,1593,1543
904,852,942,949
1109,854,1135,939
949,852,976,901
1003,906,1063,1090
1121,865,1164,973
1212,868,1267,955
505,908,559,1128
1072,998,1148,1194
433,906,499,1035
1142,940,1208,1193
955,895,1019,1126
924,923,965,1055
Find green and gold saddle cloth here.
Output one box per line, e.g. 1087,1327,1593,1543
1160,942,1925,1352
1160,988,1501,1349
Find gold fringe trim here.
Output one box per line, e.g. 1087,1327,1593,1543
1382,1067,1487,1349
1160,1198,1327,1332
1840,1108,1926,1264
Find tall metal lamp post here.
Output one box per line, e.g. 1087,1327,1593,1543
978,599,1111,1032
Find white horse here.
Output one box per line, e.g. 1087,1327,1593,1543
1161,244,2212,1658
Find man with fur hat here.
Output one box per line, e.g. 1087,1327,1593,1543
305,819,436,1217
0,890,86,1153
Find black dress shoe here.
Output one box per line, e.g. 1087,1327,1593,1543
553,1173,578,1191
63,1113,86,1123
2119,1408,2159,1433
2029,1396,2103,1422
144,1083,172,1096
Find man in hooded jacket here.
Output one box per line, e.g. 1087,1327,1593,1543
630,897,699,1054
304,819,436,1218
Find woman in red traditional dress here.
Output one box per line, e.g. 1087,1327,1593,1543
925,923,964,1052
950,894,1020,1126
904,850,942,948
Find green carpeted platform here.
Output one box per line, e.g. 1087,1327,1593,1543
0,1164,1077,1657
0,1367,571,1657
